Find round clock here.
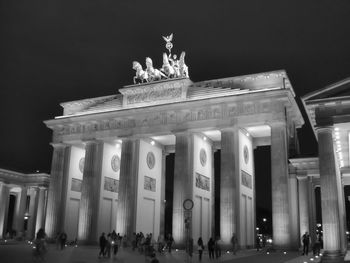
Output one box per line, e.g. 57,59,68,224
111,154,120,172
199,148,207,167
183,199,194,210
243,145,249,164
79,157,85,173
146,152,155,169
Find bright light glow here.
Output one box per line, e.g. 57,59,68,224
176,249,178,252
267,239,273,243
33,246,36,249
226,251,230,254
256,227,259,231
335,127,339,131
75,245,78,248
346,231,349,235
283,251,286,254
315,255,319,258
36,170,40,173
267,252,270,254
320,253,323,256
24,216,28,220
335,132,340,136
150,141,155,145
4,240,7,242
336,141,341,145
203,136,207,141
317,223,322,227
116,143,120,148
310,258,314,261
263,218,267,222
246,133,249,137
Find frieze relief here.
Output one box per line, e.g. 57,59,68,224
53,100,280,137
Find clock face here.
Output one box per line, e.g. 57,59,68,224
146,152,155,169
199,148,207,167
183,199,194,210
79,157,85,173
243,145,249,164
111,155,120,172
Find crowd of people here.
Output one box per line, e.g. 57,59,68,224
28,228,324,261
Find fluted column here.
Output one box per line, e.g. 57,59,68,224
13,187,27,238
270,122,291,248
0,182,10,239
172,132,194,247
211,148,215,238
78,140,104,244
27,188,39,240
317,127,343,262
307,178,317,246
297,176,309,246
35,188,47,233
288,173,299,250
45,143,69,238
159,151,167,237
220,128,239,245
116,139,139,238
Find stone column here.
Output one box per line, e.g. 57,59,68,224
45,143,69,238
220,128,239,245
159,151,167,237
270,122,291,249
307,178,317,246
27,188,40,240
116,139,139,238
317,126,343,262
77,140,104,244
288,172,300,250
172,132,194,246
35,188,47,233
0,182,10,239
297,175,309,246
13,187,27,238
211,148,215,238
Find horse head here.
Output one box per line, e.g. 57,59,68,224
132,61,141,70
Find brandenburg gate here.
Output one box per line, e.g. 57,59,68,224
43,35,304,248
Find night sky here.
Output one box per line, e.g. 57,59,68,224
1,1,350,174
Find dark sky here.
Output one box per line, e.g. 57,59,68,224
1,0,350,173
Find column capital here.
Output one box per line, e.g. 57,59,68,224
50,142,68,148
315,126,333,134
219,126,238,133
296,174,308,181
268,121,287,128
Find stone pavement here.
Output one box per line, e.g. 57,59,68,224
0,240,322,263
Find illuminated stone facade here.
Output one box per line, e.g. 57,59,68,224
44,71,304,248
0,169,49,240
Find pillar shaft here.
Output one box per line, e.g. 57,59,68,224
307,178,317,245
0,183,10,239
159,152,167,237
35,188,46,234
13,187,27,238
288,173,299,250
27,188,39,240
297,177,309,244
116,139,139,238
220,128,239,245
270,122,291,248
172,133,194,246
45,144,69,238
317,127,343,261
78,140,104,244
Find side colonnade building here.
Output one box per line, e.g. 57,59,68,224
301,78,350,262
44,70,304,248
0,168,49,240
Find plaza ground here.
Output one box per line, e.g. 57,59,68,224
0,241,322,263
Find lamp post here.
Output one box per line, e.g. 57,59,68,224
183,199,194,263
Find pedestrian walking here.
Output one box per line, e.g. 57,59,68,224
214,236,221,259
105,233,112,258
256,235,261,251
302,231,311,256
208,237,215,259
231,233,238,255
59,231,67,250
166,233,174,253
98,232,107,258
197,237,204,262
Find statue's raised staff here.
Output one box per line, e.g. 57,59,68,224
132,61,149,84
146,57,167,81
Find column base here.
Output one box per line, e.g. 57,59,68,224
321,250,344,263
